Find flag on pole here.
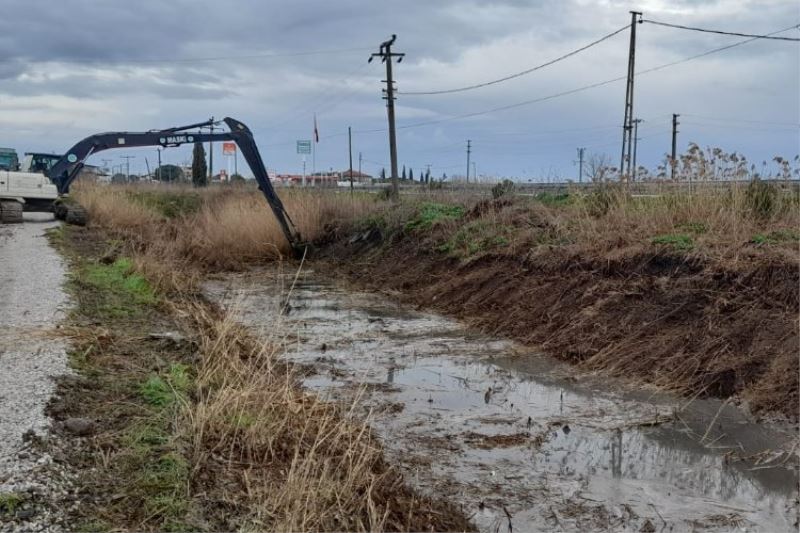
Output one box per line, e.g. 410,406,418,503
313,114,319,143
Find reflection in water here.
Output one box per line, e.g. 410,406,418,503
611,428,623,479
205,274,800,533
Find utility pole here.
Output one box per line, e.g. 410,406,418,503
369,35,404,200
472,161,477,182
101,158,112,177
619,11,642,183
632,118,642,181
348,126,354,193
466,140,471,183
358,151,362,177
156,148,162,181
671,113,680,181
576,147,585,183
120,155,136,180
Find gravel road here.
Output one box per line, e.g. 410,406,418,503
0,214,73,532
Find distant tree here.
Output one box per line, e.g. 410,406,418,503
380,168,386,180
425,169,431,183
409,168,414,181
192,142,208,187
586,153,612,183
401,165,406,180
442,172,447,181
230,173,246,183
111,173,127,184
155,164,184,182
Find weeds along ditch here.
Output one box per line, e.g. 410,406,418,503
72,181,800,419
55,184,472,531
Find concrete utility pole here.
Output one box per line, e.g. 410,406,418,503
671,113,680,180
632,118,642,181
156,148,162,180
206,117,217,180
576,147,585,183
120,155,136,179
466,140,471,183
369,35,404,200
619,11,642,182
348,126,354,193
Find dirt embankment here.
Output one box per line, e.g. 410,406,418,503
320,205,799,419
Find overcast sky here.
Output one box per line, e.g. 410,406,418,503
1,0,797,180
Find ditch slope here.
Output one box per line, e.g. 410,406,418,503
320,202,799,419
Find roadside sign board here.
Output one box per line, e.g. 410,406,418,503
296,140,312,154
222,142,236,155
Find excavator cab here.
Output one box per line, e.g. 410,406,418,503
21,153,62,174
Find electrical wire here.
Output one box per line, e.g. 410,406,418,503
400,25,629,95
382,23,799,132
641,19,800,42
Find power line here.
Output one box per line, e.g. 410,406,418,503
642,19,800,42
382,23,799,132
401,25,629,96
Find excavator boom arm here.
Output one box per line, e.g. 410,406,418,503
46,117,300,252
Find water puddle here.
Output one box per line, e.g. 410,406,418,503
205,270,799,532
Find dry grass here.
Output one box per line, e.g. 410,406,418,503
74,183,380,271
181,301,467,531
71,182,470,530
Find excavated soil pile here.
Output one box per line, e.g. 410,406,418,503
321,203,799,419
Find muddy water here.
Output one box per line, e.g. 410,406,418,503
205,270,799,532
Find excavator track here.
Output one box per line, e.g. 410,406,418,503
64,204,87,226
53,200,87,226
0,200,23,224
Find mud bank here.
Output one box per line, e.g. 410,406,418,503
206,270,799,532
319,227,799,419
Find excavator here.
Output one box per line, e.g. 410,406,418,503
0,117,303,254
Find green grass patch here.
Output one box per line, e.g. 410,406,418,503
751,229,800,245
129,191,202,219
0,492,23,515
80,257,157,317
534,192,571,207
651,233,694,251
439,220,511,257
405,202,465,232
140,364,191,408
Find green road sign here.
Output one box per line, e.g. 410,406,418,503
296,140,312,154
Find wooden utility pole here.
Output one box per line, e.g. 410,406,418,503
671,114,680,180
619,11,642,182
369,35,404,200
466,140,471,183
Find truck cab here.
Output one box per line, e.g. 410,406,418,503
0,147,19,171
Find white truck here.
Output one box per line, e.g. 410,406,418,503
0,152,86,224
